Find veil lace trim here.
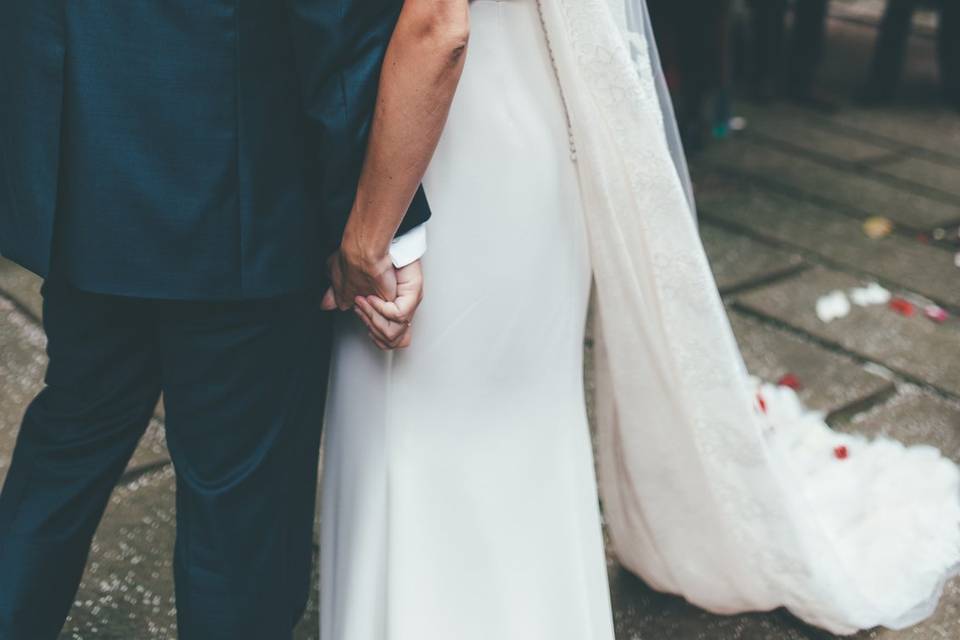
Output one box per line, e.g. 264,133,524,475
535,0,960,634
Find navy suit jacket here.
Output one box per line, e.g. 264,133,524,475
0,0,431,300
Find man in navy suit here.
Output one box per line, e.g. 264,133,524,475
0,1,469,638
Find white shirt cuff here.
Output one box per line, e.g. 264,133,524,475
389,223,427,268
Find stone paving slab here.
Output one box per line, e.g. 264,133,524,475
735,268,960,397
729,310,893,417
700,222,806,294
736,104,898,164
697,176,960,308
872,156,960,200
60,467,322,640
701,138,960,230
0,257,43,319
61,469,179,640
828,109,960,165
0,295,170,487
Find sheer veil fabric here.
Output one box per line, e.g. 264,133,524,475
537,0,960,634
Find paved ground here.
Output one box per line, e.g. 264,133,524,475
0,2,958,638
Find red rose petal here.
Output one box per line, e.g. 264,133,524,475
925,305,949,323
756,393,767,414
889,298,915,317
834,445,849,460
777,373,803,391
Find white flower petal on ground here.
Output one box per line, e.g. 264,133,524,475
849,282,891,307
816,290,852,322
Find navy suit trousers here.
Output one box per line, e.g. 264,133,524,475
0,278,332,639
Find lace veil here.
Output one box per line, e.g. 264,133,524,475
612,0,695,214
536,0,960,633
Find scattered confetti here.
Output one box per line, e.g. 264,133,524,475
863,216,894,239
849,282,891,307
933,228,947,241
925,305,949,323
777,373,803,391
917,233,930,244
834,445,849,460
955,253,960,268
816,290,851,322
889,297,915,316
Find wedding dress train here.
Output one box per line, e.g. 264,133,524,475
320,0,960,637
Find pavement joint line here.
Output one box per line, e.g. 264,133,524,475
717,263,812,298
730,300,960,405
700,209,960,314
797,111,960,167
698,161,960,240
743,99,960,167
744,130,880,173
698,161,886,229
723,309,899,424
710,170,960,250
742,130,960,209
857,151,912,168
700,161,829,213
744,128,876,170
743,100,920,157
823,381,899,426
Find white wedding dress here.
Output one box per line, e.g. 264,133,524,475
321,2,613,638
320,0,960,638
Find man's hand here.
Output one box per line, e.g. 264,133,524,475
321,245,398,311
353,260,424,350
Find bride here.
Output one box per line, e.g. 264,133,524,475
320,0,960,637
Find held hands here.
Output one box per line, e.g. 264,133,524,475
322,247,424,350
322,244,398,311
354,260,423,351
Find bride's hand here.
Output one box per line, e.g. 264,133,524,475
354,260,424,350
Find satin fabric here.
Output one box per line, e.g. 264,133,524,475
320,2,615,638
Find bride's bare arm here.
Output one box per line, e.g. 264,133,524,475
327,0,470,310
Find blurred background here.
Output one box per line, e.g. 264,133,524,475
0,0,958,638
